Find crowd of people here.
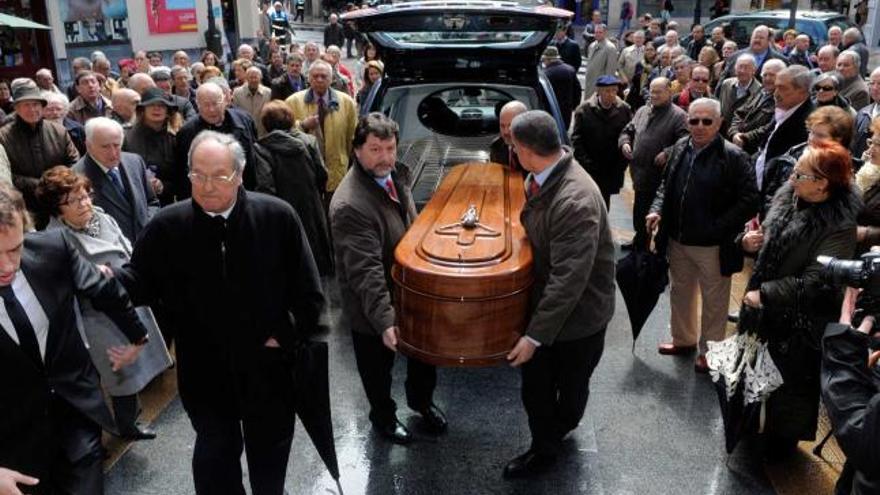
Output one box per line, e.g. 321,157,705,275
536,13,879,492
0,4,876,495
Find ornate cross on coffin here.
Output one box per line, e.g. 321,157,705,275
434,203,500,246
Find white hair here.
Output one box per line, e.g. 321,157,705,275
84,116,124,143
761,58,787,75
735,53,757,68
689,97,721,118
42,91,70,110
188,130,246,174
840,49,861,69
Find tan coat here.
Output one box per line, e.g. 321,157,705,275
286,88,358,191
232,84,272,137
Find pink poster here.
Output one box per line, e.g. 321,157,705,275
147,0,198,34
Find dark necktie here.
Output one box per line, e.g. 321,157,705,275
0,285,43,370
317,97,327,132
527,175,540,198
108,167,126,196
384,177,399,202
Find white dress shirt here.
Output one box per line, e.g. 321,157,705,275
0,271,50,360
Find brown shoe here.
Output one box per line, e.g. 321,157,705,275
657,342,697,355
694,355,709,373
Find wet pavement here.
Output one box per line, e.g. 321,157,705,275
104,192,780,495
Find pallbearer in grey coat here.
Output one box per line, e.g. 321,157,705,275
37,166,172,441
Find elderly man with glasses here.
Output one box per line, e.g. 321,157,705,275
113,130,324,495
646,98,759,372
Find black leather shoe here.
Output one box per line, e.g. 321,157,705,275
417,404,448,435
120,424,157,441
374,420,412,445
502,450,557,479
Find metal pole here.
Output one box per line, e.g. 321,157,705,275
788,0,798,29
694,0,702,28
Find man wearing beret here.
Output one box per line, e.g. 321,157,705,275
570,75,633,210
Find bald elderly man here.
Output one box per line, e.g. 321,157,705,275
175,82,258,196
490,100,527,172
110,88,140,127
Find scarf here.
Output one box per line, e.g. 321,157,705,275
64,210,102,239
856,161,880,194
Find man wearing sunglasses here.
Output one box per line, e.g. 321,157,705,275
673,64,712,111
646,98,759,373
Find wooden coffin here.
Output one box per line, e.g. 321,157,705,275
391,162,533,367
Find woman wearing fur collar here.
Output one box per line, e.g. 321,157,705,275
739,140,861,460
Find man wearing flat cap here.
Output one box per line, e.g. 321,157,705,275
571,75,633,209
541,46,581,130
0,83,79,218
150,67,197,120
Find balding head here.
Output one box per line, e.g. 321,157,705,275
817,44,839,73
110,88,140,123
649,77,672,106
750,25,770,53
196,82,226,125
127,72,156,95
34,68,55,91
499,101,528,145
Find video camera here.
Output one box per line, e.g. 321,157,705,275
819,252,880,349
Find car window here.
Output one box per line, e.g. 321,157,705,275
377,83,541,207
729,18,786,46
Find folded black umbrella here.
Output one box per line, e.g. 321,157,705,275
712,371,762,454
290,340,343,494
616,244,669,350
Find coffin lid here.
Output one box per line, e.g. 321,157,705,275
393,162,533,299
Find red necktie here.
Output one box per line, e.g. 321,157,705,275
385,177,399,202
528,176,540,198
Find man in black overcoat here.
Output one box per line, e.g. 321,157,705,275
0,183,148,495
114,130,324,495
571,75,633,209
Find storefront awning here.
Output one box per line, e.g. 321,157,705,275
0,13,50,30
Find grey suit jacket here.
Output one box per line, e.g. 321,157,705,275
716,77,761,132
73,152,159,243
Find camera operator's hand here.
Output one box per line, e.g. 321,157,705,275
839,287,876,334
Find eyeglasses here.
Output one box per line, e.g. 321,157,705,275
688,118,714,126
188,170,238,186
814,85,835,92
61,192,93,207
691,78,709,83
792,171,821,182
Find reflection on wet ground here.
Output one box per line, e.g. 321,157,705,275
106,192,791,494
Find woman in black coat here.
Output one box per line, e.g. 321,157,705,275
254,100,333,276
123,88,182,206
740,140,861,460
760,106,858,217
